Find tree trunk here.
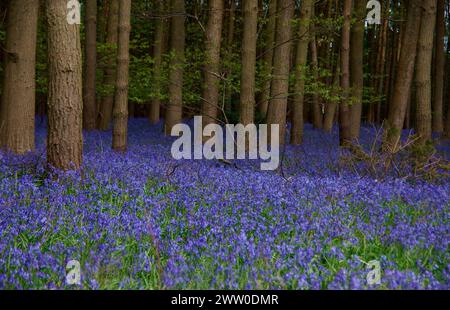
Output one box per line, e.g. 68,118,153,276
112,0,131,152
240,0,258,126
310,4,323,130
290,0,313,145
267,0,294,145
46,0,83,170
349,0,365,139
433,0,445,133
149,0,165,124
0,0,39,154
224,0,236,112
83,0,97,130
415,0,436,145
164,0,186,135
259,0,277,118
98,0,119,130
384,0,422,151
202,0,224,127
338,0,352,146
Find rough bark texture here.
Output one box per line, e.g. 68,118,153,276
149,0,165,124
0,0,39,154
349,0,365,139
164,0,185,135
267,0,294,145
240,0,258,126
202,0,224,127
112,0,131,151
415,0,436,145
98,0,119,130
259,0,277,118
83,0,97,130
46,0,83,170
433,0,445,133
290,0,313,145
384,0,422,151
338,0,352,146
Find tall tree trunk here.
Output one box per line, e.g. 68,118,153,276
446,1,450,137
323,55,340,133
98,0,119,130
202,0,224,127
46,0,83,170
259,0,277,118
433,0,445,133
0,0,38,154
224,0,236,112
267,0,294,145
290,0,313,145
83,0,97,130
112,0,131,151
415,0,436,145
384,0,422,151
164,0,185,135
349,0,365,139
338,0,352,145
310,4,323,130
240,0,258,126
149,0,165,124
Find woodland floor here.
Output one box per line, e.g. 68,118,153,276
0,118,449,289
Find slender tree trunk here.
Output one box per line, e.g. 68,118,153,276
290,0,313,145
446,1,450,137
323,55,340,132
384,0,422,151
98,0,119,130
349,0,365,139
338,0,352,145
310,5,323,130
83,0,97,130
259,0,277,118
433,0,445,133
224,0,236,112
112,0,131,151
0,0,38,154
46,0,83,170
202,0,224,127
267,0,294,145
164,0,185,135
415,0,436,145
240,0,258,126
149,0,165,124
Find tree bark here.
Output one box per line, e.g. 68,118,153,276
0,0,39,154
149,0,165,124
98,0,119,130
46,0,83,170
433,0,445,133
164,0,186,135
112,0,131,152
290,0,313,145
338,0,352,145
349,0,365,139
267,0,294,145
259,0,277,118
384,0,422,151
83,0,97,130
240,0,258,126
415,0,436,145
202,0,224,127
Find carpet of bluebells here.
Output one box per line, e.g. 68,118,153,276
0,118,449,289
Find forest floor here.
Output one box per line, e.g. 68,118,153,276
0,118,449,289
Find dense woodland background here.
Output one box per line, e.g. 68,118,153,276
1,1,450,290
0,0,449,168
